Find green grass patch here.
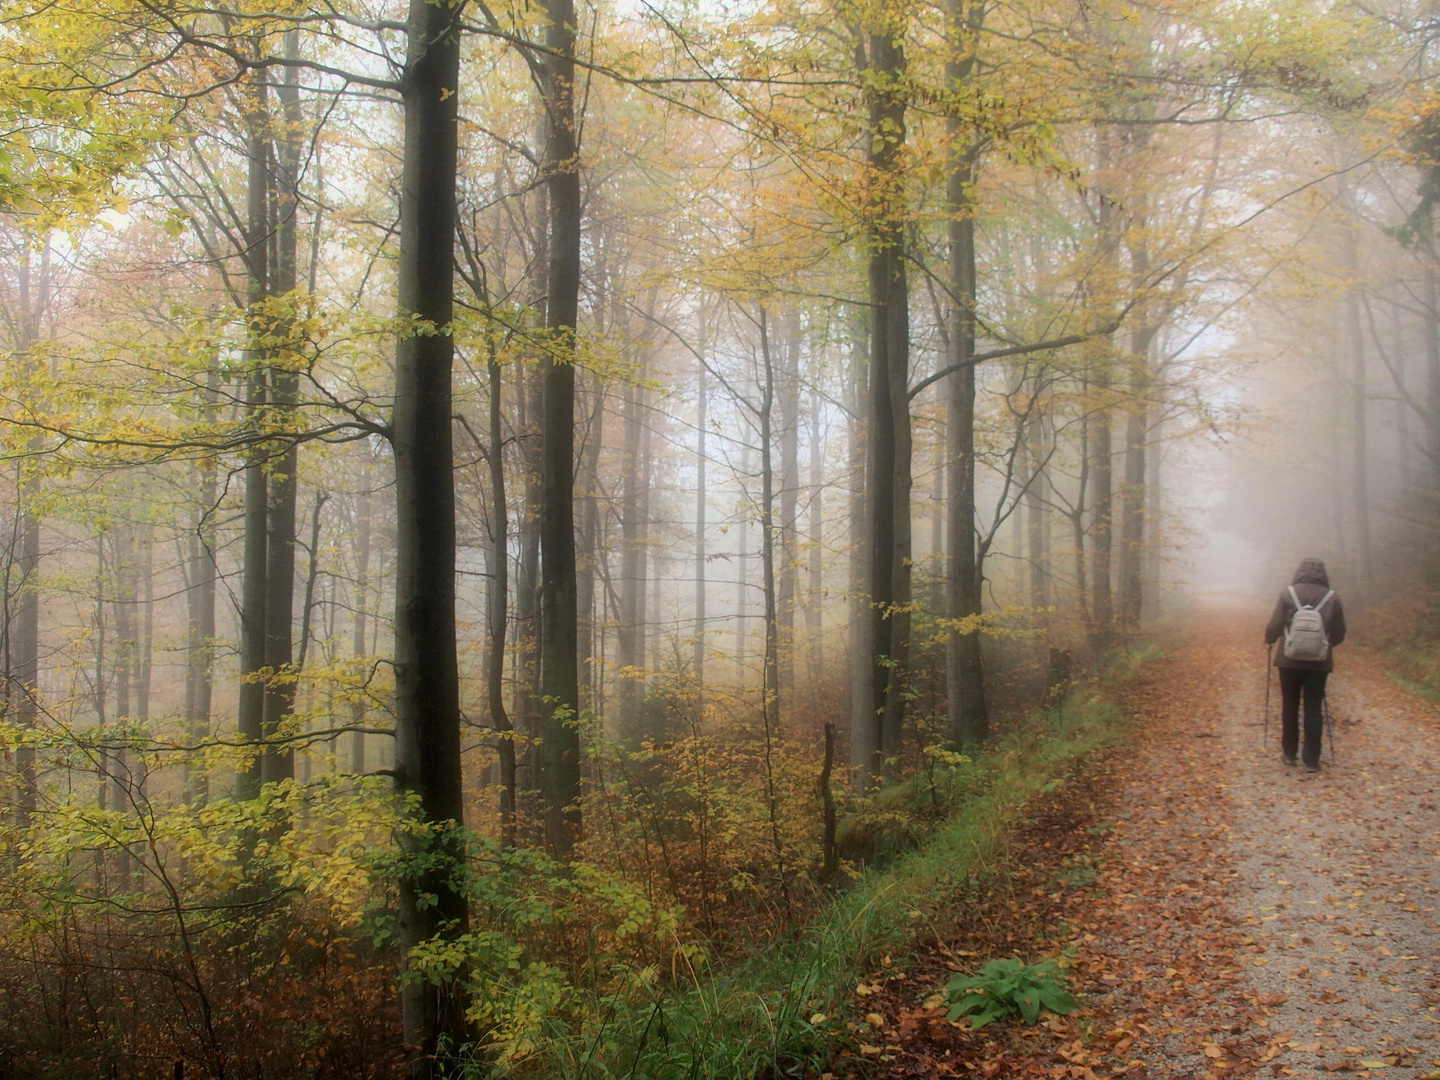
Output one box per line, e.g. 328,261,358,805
1381,638,1440,705
497,669,1140,1080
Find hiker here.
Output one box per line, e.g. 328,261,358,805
1264,557,1346,773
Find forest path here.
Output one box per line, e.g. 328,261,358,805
838,607,1440,1080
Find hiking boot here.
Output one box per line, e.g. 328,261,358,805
1283,755,1297,767
1305,763,1320,774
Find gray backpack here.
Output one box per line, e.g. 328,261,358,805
1283,586,1334,662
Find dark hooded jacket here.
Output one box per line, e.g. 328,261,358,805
1264,557,1346,672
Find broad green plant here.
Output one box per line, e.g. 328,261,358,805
943,958,1077,1028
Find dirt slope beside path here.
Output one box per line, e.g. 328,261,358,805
835,609,1440,1080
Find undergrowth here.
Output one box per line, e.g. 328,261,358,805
492,661,1144,1080
1361,590,1440,702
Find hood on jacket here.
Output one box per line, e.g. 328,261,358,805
1292,557,1330,587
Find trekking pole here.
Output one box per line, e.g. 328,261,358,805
1324,691,1336,763
1263,644,1272,745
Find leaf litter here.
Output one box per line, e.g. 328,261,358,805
830,610,1440,1080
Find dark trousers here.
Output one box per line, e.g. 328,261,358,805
1279,668,1328,767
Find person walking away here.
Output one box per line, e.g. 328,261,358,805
1264,557,1346,773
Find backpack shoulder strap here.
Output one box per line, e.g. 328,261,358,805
1287,585,1305,609
1315,590,1335,611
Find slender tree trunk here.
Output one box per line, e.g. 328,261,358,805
1118,352,1148,634
92,540,107,811
537,0,583,858
930,432,944,610
514,365,542,799
1117,161,1152,634
390,0,470,1062
1072,408,1091,629
944,157,985,747
694,358,707,685
237,65,270,801
736,442,750,674
758,308,782,738
1344,226,1371,593
12,502,38,824
1090,407,1114,649
642,396,657,678
137,538,153,728
487,333,517,848
777,310,800,696
111,529,136,886
806,386,824,682
1089,165,1117,652
1425,252,1440,584
1329,380,1349,562
576,381,604,710
1026,418,1048,614
617,357,645,737
846,311,869,778
186,380,218,805
350,490,372,775
10,245,46,824
297,493,327,671
944,0,987,748
1141,414,1162,623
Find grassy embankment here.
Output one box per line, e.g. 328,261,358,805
518,644,1160,1080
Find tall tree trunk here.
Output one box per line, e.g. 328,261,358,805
297,494,327,672
929,431,944,610
806,385,824,682
92,540,107,812
261,35,305,787
10,244,47,823
777,309,800,696
1026,417,1049,615
1072,408,1091,629
1344,225,1371,593
944,156,985,747
1141,414,1162,623
237,64,270,801
111,529,137,887
576,381,604,710
514,364,542,803
1088,142,1117,653
857,22,911,785
736,442,750,674
538,0,583,858
487,330,516,848
1329,379,1349,562
390,0,469,1063
1118,347,1148,634
694,358,707,685
350,490,372,775
12,499,38,824
758,308,782,738
186,376,218,805
846,310,869,778
642,395,658,677
1118,191,1154,635
617,356,646,737
944,0,987,748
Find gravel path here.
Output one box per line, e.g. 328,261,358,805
839,607,1440,1080
1217,628,1440,1076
